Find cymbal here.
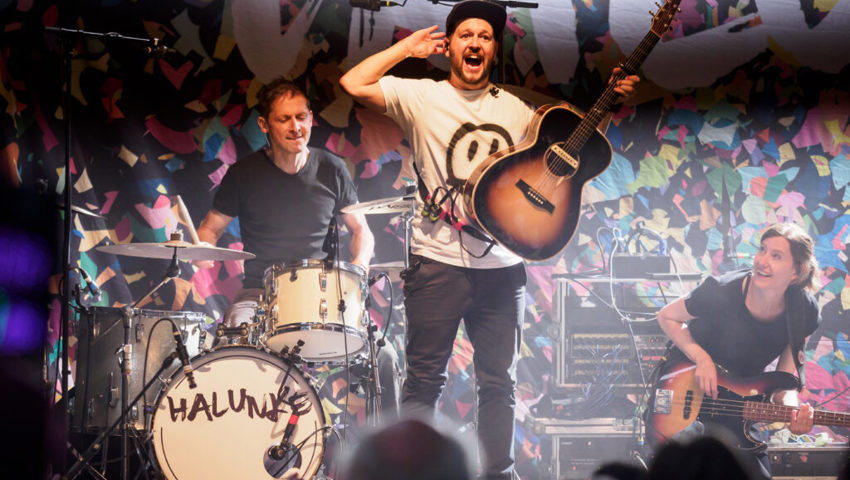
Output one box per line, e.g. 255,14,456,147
97,240,255,261
371,261,405,271
341,196,414,215
370,261,405,283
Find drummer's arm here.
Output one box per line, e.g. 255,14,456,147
195,209,234,268
341,211,374,272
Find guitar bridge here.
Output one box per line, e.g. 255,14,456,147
515,179,555,214
653,388,673,415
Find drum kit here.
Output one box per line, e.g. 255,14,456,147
68,195,414,480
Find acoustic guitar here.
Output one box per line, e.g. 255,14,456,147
646,359,850,452
462,0,682,261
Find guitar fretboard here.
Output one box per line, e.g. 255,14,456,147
564,0,680,158
744,402,850,427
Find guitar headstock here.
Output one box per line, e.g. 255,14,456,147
650,0,683,38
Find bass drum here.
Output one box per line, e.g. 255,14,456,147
151,347,326,480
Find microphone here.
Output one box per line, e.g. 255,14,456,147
171,322,197,389
77,267,102,300
322,216,339,261
142,38,173,57
489,86,500,97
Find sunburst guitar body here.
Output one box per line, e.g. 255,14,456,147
462,104,611,260
462,0,683,261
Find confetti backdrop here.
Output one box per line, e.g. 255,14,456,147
2,0,850,477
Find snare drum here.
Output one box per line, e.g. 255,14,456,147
261,259,367,362
151,346,326,480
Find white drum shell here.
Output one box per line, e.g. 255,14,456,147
261,259,367,362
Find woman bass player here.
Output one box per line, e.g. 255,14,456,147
654,223,820,479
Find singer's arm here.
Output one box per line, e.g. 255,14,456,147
340,25,446,113
341,211,374,272
195,208,234,268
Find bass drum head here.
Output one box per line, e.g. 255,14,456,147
151,347,326,480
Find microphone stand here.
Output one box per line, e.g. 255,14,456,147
44,26,164,477
64,351,180,480
131,233,184,309
363,298,383,427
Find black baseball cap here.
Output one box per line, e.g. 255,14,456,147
445,0,507,39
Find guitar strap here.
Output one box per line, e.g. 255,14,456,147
412,161,497,258
785,286,806,388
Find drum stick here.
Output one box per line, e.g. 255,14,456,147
174,194,201,244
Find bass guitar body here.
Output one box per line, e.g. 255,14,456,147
646,360,800,453
462,104,612,261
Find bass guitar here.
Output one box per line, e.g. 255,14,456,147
462,0,682,261
646,359,850,452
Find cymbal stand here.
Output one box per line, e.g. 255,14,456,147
65,351,180,480
362,302,383,427
118,233,182,478
130,233,184,309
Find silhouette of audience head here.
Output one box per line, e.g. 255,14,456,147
345,419,472,480
647,435,755,480
592,461,647,480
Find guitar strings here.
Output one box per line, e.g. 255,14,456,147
535,29,661,195
661,397,850,424
534,76,625,195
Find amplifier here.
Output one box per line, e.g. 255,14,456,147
768,445,848,479
526,416,645,479
553,278,668,390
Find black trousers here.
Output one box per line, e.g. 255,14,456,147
401,255,526,480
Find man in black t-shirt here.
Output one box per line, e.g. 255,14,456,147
196,78,399,420
197,79,373,290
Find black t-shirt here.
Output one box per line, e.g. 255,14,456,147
212,148,359,288
682,269,820,377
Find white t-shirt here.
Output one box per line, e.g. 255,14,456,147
379,76,536,269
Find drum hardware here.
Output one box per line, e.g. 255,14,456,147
264,388,314,476
66,347,186,480
215,322,256,346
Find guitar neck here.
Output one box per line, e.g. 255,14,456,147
566,30,662,158
566,0,681,158
744,402,850,427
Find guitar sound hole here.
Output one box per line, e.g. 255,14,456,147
544,143,577,177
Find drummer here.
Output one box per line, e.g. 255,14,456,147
195,77,398,416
